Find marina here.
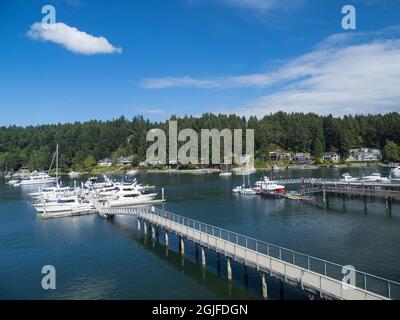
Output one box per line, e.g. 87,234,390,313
2,166,400,299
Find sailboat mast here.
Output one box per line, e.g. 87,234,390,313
56,144,59,185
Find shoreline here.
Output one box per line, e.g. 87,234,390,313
46,161,387,177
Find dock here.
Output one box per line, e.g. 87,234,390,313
99,206,400,300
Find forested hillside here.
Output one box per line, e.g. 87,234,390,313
1,112,399,171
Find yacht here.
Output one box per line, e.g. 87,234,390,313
361,173,383,182
390,166,400,179
126,169,138,176
340,173,358,183
29,186,77,202
106,186,157,207
254,177,285,194
7,179,20,186
33,196,90,214
19,171,57,186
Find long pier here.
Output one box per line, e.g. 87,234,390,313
99,206,400,300
272,178,400,200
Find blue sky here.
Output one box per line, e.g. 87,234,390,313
0,0,400,126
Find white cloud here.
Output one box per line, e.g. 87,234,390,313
136,108,165,115
143,29,400,116
190,0,302,11
218,0,278,10
27,22,122,55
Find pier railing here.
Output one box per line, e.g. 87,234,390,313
144,207,400,299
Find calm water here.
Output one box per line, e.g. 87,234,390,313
1,167,400,300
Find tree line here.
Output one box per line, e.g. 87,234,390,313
0,112,399,172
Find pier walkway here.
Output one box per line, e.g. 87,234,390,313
99,206,400,300
273,178,400,199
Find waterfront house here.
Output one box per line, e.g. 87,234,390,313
281,152,293,161
322,152,340,161
269,149,292,161
117,156,134,165
346,148,382,162
98,158,113,167
293,152,311,163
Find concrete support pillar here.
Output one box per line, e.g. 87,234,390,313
151,225,156,240
244,265,249,288
201,246,206,267
164,231,169,247
179,237,185,255
143,222,147,235
279,279,284,300
227,257,232,281
261,273,268,299
216,253,221,273
137,219,141,231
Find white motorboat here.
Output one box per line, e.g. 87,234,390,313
106,186,157,207
232,185,243,193
362,173,383,182
33,196,84,213
219,171,232,177
19,171,57,186
340,173,359,183
38,201,96,217
390,166,400,179
29,186,77,201
240,187,256,195
7,179,20,186
126,169,138,176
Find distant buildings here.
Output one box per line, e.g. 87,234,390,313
322,152,340,162
269,149,311,163
117,156,134,165
293,152,311,163
269,149,292,162
346,148,382,162
98,158,113,167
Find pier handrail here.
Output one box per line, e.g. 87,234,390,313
136,206,399,299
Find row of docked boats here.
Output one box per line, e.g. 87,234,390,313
30,175,160,218
340,169,400,183
7,171,57,187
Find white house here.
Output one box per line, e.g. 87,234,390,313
322,152,340,161
346,148,382,162
98,158,113,167
117,156,134,165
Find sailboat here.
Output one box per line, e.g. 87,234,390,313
240,172,256,195
219,158,232,177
